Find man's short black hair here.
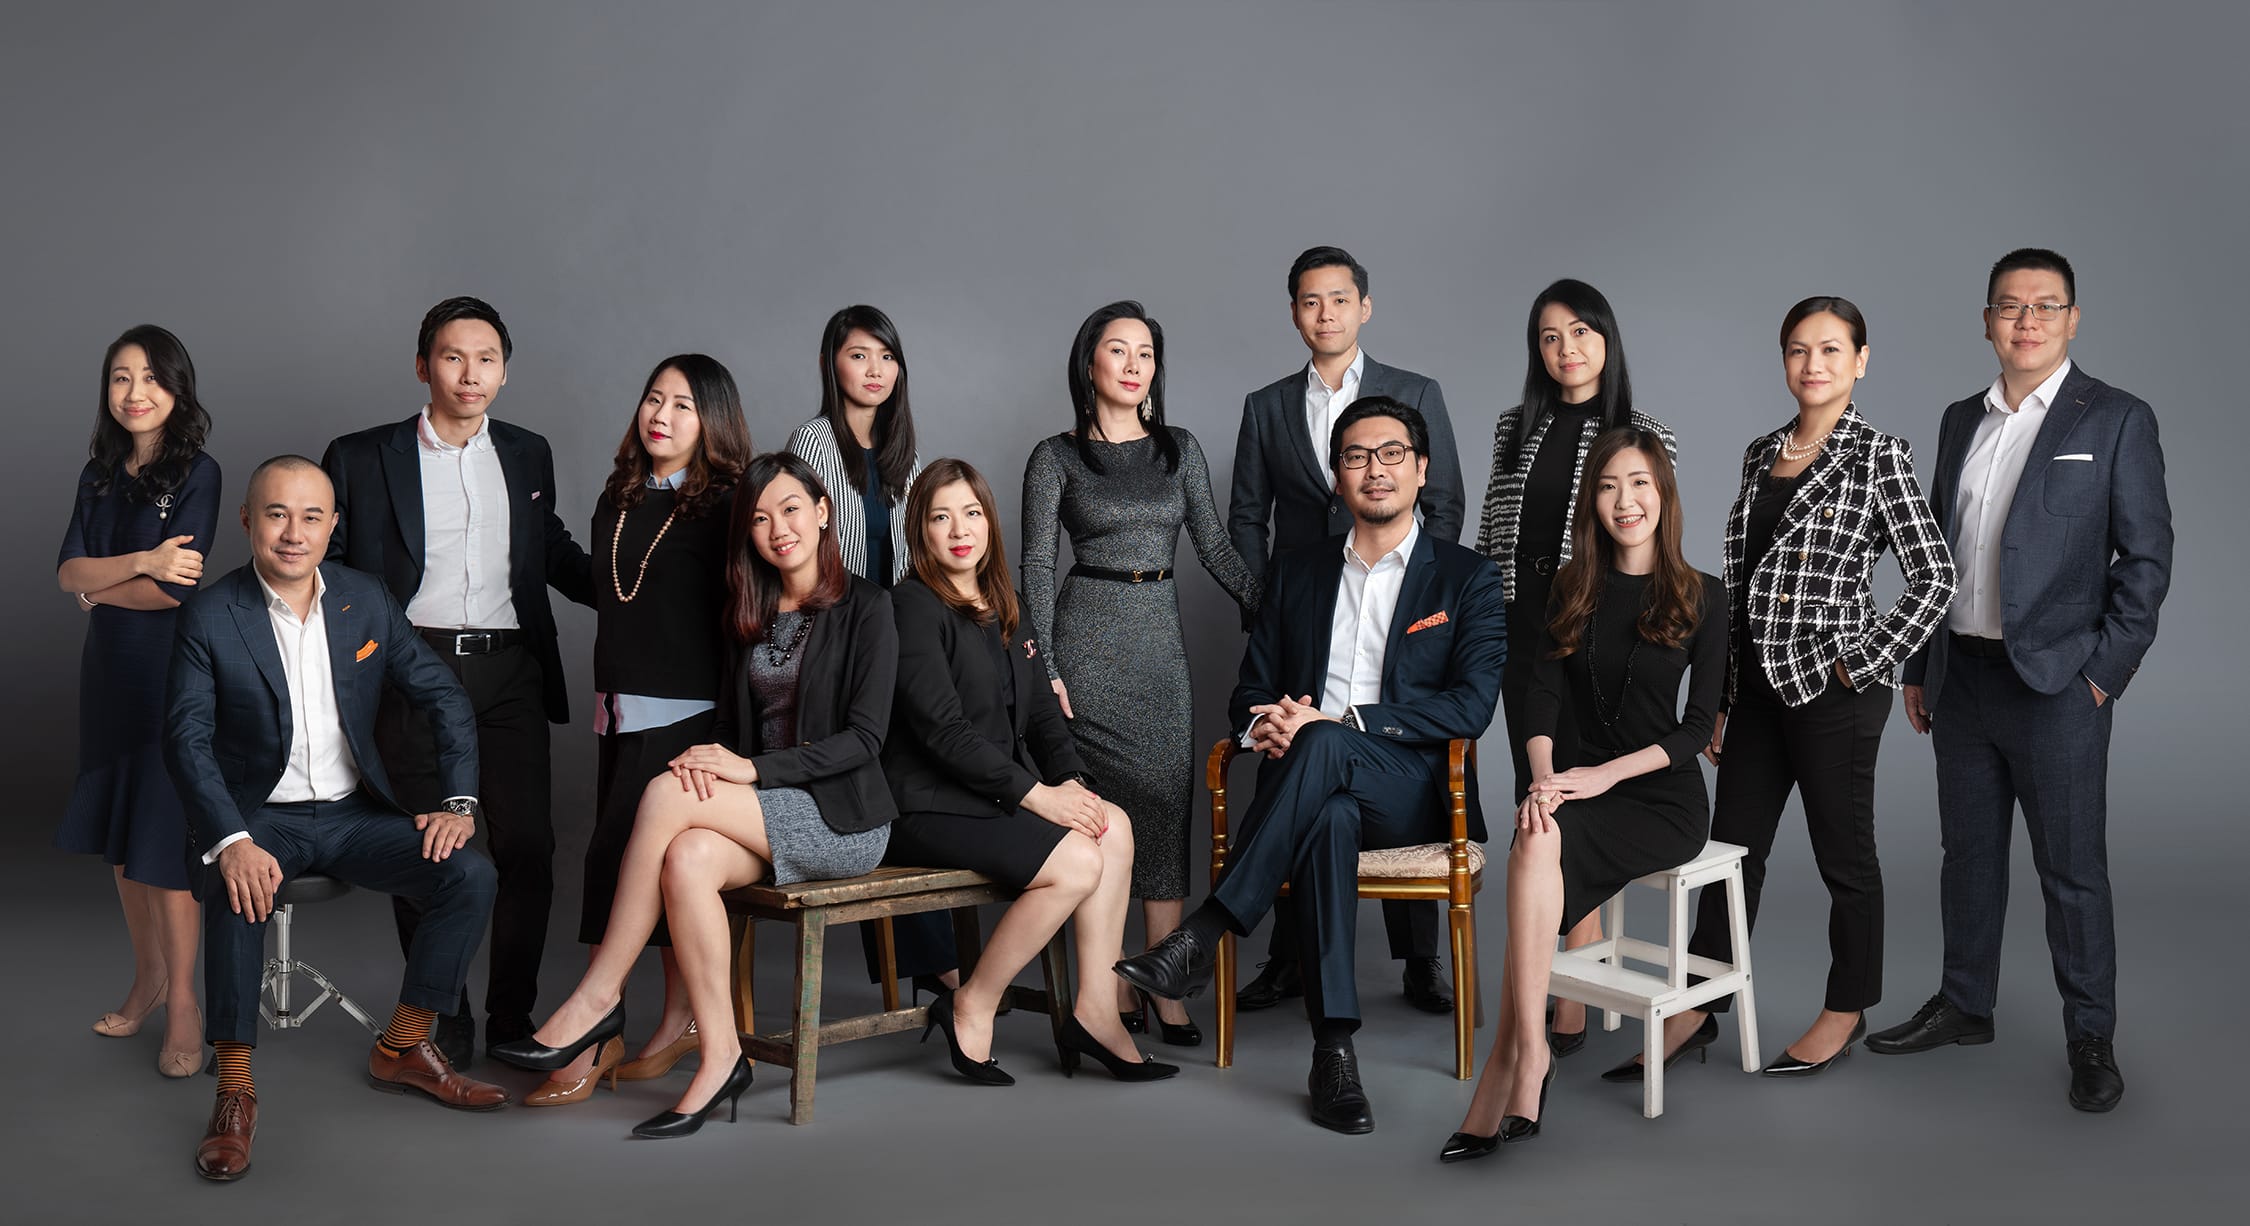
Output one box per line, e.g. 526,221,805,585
417,295,513,362
1289,245,1370,301
1986,248,2076,305
1329,395,1428,471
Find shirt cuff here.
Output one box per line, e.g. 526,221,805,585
203,831,251,865
1238,714,1266,748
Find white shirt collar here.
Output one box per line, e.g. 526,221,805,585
1344,517,1420,572
417,406,495,453
1983,358,2073,417
253,566,327,616
1307,347,1367,396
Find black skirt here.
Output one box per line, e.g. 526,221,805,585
884,808,1071,890
579,709,718,945
1546,756,1711,934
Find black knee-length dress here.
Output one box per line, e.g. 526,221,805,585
1523,567,1726,932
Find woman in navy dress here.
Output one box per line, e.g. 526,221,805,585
56,324,219,1078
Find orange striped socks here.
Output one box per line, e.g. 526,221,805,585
212,1042,254,1096
376,1003,438,1058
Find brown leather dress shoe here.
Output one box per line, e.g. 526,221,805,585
368,1038,511,1111
195,1089,257,1181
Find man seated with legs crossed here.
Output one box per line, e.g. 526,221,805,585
1116,396,1504,1133
165,456,506,1182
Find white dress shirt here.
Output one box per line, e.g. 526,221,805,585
1322,520,1419,720
404,408,519,630
204,570,363,862
1948,359,2073,638
1304,348,1366,489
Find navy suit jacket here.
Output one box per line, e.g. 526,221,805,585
1904,364,2173,705
321,415,595,724
1230,530,1506,841
1227,356,1466,585
163,563,479,859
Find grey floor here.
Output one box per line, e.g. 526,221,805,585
10,830,2243,1226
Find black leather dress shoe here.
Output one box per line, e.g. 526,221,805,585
1864,994,1995,1055
1114,930,1214,1002
1308,1043,1374,1134
1237,958,1305,1012
2067,1038,2124,1112
1402,957,1454,1014
433,1007,475,1071
1762,1015,1866,1077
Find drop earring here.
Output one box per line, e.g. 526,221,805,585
1137,396,1153,423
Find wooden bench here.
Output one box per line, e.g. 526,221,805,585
722,866,1070,1124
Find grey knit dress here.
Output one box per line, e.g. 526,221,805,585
1020,427,1259,899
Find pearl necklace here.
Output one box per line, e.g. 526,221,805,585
1779,422,1833,462
609,500,681,603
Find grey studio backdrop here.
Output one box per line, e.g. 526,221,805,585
2,2,2242,1222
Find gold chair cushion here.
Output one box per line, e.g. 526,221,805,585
1356,842,1486,879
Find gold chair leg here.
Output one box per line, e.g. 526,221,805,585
1216,930,1236,1069
1450,903,1476,1079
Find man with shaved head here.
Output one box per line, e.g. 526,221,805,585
164,455,508,1182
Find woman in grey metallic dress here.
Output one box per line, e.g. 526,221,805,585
1021,300,1260,1042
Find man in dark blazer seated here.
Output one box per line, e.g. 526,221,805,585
322,296,593,1062
1225,245,1469,1017
167,456,507,1182
1866,249,2173,1114
1120,396,1504,1133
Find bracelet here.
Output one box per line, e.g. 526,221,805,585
77,592,96,610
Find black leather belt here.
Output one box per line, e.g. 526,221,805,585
1069,564,1172,584
1949,632,2007,659
420,627,527,655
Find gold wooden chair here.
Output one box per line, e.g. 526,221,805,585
1207,737,1486,1078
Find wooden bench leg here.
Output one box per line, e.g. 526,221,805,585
1215,930,1235,1069
731,912,756,1058
877,918,899,1013
788,912,826,1125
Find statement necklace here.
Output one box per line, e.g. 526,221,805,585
762,609,817,668
1582,584,1643,729
610,501,681,603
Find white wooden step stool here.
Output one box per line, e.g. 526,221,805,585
1546,839,1760,1118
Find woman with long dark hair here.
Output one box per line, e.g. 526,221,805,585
883,458,1175,1083
56,324,219,1079
494,453,900,1138
1444,428,1724,1161
1473,279,1679,1055
1021,300,1260,1043
524,354,752,1107
1626,296,1953,1085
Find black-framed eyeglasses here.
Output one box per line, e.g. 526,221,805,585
1986,301,2074,321
1338,442,1415,470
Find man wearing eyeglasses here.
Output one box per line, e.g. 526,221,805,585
1867,249,2173,1114
1118,396,1505,1134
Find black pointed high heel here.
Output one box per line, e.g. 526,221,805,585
1056,1016,1179,1082
921,994,1014,1085
1601,1014,1718,1083
1120,993,1147,1035
1499,1060,1557,1144
1437,1129,1501,1163
629,1057,754,1139
910,974,952,1006
1136,988,1202,1047
489,1002,627,1072
1762,1015,1866,1077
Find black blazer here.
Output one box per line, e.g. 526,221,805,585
321,415,595,724
1231,531,1507,841
882,577,1088,818
1226,355,1466,584
714,576,899,834
164,563,479,857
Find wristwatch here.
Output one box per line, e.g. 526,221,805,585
1341,708,1363,732
442,797,483,822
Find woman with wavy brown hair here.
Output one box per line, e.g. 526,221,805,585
1443,427,1725,1162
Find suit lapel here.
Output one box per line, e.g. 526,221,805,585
492,423,535,591
1771,409,1867,541
1381,531,1439,692
225,571,291,713
321,568,363,711
2001,366,2096,544
1273,371,1330,496
380,417,426,573
1299,544,1347,696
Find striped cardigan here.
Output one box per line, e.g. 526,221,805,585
1473,406,1679,603
786,417,924,584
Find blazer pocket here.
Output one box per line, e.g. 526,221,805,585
2040,455,2102,517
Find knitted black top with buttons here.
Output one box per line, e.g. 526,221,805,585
1514,404,1600,596
591,486,734,700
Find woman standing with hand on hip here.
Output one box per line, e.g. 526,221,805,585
1473,279,1677,1056
1021,300,1260,1043
1623,297,1954,1084
57,324,220,1079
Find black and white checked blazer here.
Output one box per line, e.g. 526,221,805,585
1725,405,1956,707
1474,406,1678,604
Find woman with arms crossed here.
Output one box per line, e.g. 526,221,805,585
57,324,219,1078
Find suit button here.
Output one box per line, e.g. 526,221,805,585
1823,507,1836,518
1779,594,1792,603
1798,551,1808,561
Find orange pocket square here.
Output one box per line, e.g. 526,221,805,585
355,640,379,662
1406,611,1449,634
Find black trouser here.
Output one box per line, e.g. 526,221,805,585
1215,723,1445,1027
377,640,551,1025
202,794,496,1045
1689,669,1891,1015
1934,641,2117,1041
